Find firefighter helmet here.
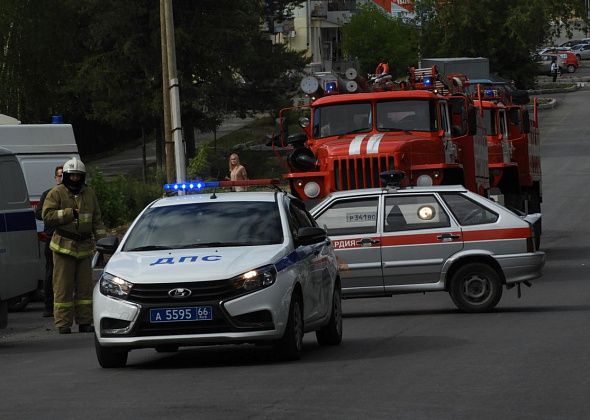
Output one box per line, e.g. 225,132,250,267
62,157,86,193
63,157,86,174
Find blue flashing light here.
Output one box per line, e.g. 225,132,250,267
423,76,433,87
164,180,220,192
484,88,494,97
324,81,337,93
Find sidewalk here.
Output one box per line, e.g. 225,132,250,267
86,114,259,178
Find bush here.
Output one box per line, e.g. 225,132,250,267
87,168,162,228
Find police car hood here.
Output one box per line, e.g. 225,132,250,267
105,245,286,284
317,132,430,157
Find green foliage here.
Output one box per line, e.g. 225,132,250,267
186,144,211,180
87,167,162,228
414,0,589,88
0,0,307,153
341,3,419,77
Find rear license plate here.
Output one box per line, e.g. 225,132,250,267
149,306,213,323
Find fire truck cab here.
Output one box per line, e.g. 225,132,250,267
279,67,489,205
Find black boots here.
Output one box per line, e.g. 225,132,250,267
58,327,71,334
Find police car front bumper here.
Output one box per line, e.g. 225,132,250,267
93,277,294,348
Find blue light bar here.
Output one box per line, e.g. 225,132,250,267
163,181,220,191
423,76,433,87
484,88,494,97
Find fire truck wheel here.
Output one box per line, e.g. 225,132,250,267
316,285,343,346
449,263,502,313
274,292,304,360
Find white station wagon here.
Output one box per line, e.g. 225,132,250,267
310,182,545,313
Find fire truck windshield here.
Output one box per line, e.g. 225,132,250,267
313,102,372,138
376,100,437,132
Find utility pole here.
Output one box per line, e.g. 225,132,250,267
163,0,186,183
160,0,174,183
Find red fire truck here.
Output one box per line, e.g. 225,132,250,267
469,81,542,214
273,66,489,205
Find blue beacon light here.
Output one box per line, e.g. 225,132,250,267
164,181,220,191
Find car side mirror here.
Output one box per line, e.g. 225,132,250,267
96,236,119,254
296,226,326,246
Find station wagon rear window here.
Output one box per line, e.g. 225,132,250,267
441,193,498,226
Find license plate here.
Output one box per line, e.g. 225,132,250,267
149,306,213,323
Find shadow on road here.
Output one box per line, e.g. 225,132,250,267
124,334,467,370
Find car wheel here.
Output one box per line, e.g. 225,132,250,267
95,335,128,368
567,64,576,73
449,263,502,313
274,292,304,360
7,294,31,312
316,285,343,346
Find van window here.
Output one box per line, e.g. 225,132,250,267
0,158,28,208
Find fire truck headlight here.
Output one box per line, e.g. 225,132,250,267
303,182,321,198
416,175,433,186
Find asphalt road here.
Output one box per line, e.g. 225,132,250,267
2,88,590,420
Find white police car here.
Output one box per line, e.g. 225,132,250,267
93,186,341,368
310,176,545,313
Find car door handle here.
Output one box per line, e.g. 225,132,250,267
437,233,461,241
355,238,380,246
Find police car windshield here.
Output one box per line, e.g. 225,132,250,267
123,201,283,251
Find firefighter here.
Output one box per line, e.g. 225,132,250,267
42,157,106,334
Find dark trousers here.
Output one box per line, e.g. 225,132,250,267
552,71,557,82
44,242,54,314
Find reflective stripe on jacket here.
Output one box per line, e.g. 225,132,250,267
42,184,106,259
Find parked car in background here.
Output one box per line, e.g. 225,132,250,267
572,43,590,60
534,52,579,74
537,46,572,55
559,39,589,48
310,181,545,313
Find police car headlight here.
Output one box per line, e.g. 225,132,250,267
232,265,277,293
99,272,133,299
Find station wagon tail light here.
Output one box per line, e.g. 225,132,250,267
232,265,277,293
527,226,535,252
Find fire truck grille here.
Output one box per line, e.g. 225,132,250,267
333,155,394,190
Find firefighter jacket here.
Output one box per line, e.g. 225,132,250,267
42,184,106,259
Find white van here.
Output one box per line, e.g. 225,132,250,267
0,124,80,207
0,147,40,328
0,123,80,311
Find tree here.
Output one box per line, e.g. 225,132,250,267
0,0,307,155
341,3,419,77
414,0,589,88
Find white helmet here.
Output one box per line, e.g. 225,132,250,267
63,156,86,174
